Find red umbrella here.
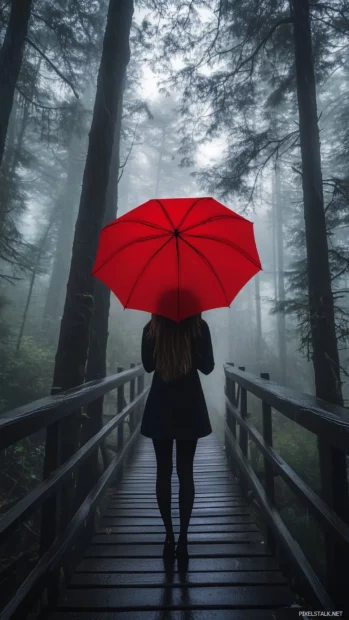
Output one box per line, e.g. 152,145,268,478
92,197,262,322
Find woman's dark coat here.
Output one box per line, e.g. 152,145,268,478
140,319,214,440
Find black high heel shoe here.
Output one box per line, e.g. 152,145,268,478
163,535,176,559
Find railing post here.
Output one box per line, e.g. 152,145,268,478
225,364,237,474
39,387,62,606
117,366,124,453
137,371,144,424
129,362,135,435
238,366,248,455
40,426,61,553
227,363,236,439
318,438,349,607
238,366,248,494
260,372,276,553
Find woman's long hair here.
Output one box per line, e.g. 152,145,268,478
147,313,202,382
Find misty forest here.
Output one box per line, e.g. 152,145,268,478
0,0,349,615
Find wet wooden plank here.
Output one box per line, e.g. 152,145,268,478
84,542,270,557
119,478,235,484
75,556,281,573
122,467,234,472
108,500,247,508
47,434,296,617
112,491,244,498
49,609,305,620
103,507,252,517
114,485,240,492
91,532,264,544
100,515,257,526
70,570,287,587
57,585,294,609
123,467,234,472
111,492,243,498
96,523,259,534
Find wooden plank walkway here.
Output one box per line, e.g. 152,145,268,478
49,433,301,619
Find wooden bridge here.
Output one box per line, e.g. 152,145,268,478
0,363,349,619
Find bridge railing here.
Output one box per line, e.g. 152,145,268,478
0,364,148,620
224,363,349,613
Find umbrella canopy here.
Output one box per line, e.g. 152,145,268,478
92,197,262,322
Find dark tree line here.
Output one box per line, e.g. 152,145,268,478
144,0,349,407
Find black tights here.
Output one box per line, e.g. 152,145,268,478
152,438,197,542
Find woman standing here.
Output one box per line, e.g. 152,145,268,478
140,312,215,564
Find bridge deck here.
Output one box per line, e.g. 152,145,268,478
49,433,299,619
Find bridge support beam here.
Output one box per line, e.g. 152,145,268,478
261,372,276,554
318,439,349,608
238,367,248,494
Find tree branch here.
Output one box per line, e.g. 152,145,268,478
234,18,293,75
24,37,79,99
16,84,71,111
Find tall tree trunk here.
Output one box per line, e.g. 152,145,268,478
0,96,18,230
52,0,133,393
120,158,131,215
16,259,37,356
291,0,342,403
78,79,125,507
1,95,18,174
15,216,55,355
0,55,43,270
291,0,348,605
275,162,287,384
0,95,27,213
1,51,42,187
43,136,84,339
232,291,244,363
41,0,134,553
8,53,43,178
271,167,278,302
123,153,134,212
0,98,29,233
0,0,33,168
245,279,254,353
254,273,262,364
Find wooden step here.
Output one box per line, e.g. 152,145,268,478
48,433,297,618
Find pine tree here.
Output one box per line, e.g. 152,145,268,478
46,0,134,535
0,0,33,167
147,0,348,404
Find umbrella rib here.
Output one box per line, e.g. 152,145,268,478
102,217,171,234
180,214,244,234
177,196,208,230
179,236,230,306
92,233,170,276
154,200,175,230
184,233,262,270
124,236,173,309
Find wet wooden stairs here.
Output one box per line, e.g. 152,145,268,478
48,433,300,620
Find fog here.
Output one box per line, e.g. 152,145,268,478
2,1,349,613
0,46,345,419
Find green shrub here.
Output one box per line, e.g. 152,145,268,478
0,336,55,413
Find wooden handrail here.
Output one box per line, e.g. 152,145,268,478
0,364,144,450
0,364,147,619
0,386,149,542
224,363,349,611
225,396,349,547
225,423,335,611
0,417,143,620
224,365,349,453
